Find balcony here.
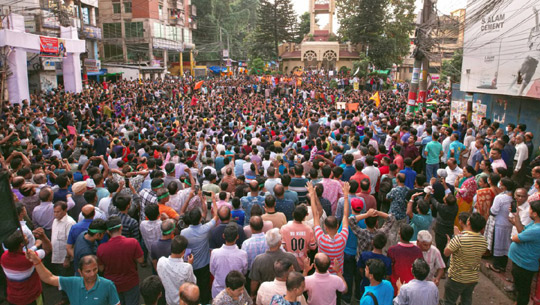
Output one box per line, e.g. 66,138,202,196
190,5,196,17
189,19,197,29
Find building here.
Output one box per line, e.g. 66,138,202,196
395,9,465,82
278,0,360,73
0,0,99,93
98,0,196,80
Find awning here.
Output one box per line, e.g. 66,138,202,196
105,72,124,77
87,71,105,76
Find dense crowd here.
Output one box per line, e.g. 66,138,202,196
0,73,539,305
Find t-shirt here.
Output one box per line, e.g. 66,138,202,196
314,225,348,274
357,251,392,297
59,276,120,305
231,209,246,226
151,239,172,262
448,141,466,164
262,212,287,229
410,212,433,241
425,141,442,165
508,222,540,271
97,235,143,292
359,280,394,305
387,243,423,292
1,250,44,305
281,222,317,268
158,204,179,219
447,231,487,283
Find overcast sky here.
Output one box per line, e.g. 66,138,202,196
292,0,467,30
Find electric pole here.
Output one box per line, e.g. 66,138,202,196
407,0,432,112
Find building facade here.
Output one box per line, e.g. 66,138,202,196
278,0,360,73
1,0,99,93
98,0,196,79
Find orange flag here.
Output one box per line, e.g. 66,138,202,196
370,91,381,107
194,81,204,90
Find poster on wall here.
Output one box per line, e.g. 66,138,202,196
472,101,487,127
39,37,67,58
451,100,468,122
460,0,540,98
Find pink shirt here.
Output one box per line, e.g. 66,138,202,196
305,272,347,305
280,221,317,268
243,220,273,238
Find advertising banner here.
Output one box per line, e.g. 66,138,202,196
461,0,540,98
40,36,66,57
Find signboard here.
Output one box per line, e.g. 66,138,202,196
40,37,66,57
84,59,101,73
226,59,232,67
461,0,540,98
451,100,468,122
82,26,102,39
222,49,229,58
42,58,61,71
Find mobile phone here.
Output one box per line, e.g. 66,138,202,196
510,200,517,213
184,248,192,261
202,191,212,197
125,177,130,187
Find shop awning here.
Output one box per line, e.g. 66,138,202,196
87,71,105,76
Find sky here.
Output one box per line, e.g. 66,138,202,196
291,0,467,30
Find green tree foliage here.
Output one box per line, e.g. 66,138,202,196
337,0,415,69
295,12,312,43
249,58,266,75
192,0,258,61
352,53,371,77
441,49,463,84
251,0,297,60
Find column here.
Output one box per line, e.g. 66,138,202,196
60,26,83,93
4,14,29,104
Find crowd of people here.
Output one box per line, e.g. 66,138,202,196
0,73,539,305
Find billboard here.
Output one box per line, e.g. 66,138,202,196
39,37,67,58
460,0,540,99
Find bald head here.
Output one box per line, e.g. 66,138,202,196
179,282,199,305
81,204,95,219
249,180,259,192
314,253,331,273
274,184,284,197
218,206,231,222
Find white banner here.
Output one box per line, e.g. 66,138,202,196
461,0,540,98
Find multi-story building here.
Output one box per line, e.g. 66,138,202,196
0,0,100,92
98,0,196,80
395,9,465,82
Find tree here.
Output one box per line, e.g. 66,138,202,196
250,0,297,60
249,58,266,75
295,12,312,43
337,0,415,69
352,53,371,77
441,49,463,84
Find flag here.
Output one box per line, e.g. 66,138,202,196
370,91,381,107
0,171,20,245
194,81,204,90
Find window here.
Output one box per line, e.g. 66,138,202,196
103,23,122,38
125,22,143,38
124,2,132,13
82,7,90,24
153,23,165,38
103,43,123,59
408,67,413,73
112,3,121,14
159,5,163,19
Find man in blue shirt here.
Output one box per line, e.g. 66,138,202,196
448,134,466,165
360,258,394,305
400,158,417,189
180,199,219,304
26,252,120,305
340,154,356,182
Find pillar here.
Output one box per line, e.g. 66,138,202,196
4,14,29,104
190,50,194,76
180,52,183,76
60,26,83,93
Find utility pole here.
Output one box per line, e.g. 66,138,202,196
407,0,432,112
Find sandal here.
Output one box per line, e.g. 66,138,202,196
487,263,502,273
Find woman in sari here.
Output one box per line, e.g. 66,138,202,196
527,179,540,203
475,159,492,184
454,166,478,227
475,173,501,221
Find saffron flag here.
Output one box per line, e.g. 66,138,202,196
194,81,204,90
370,91,381,107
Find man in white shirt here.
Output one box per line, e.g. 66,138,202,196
362,156,380,195
51,201,76,275
513,135,529,186
414,230,445,285
509,188,532,236
157,235,196,305
444,158,463,185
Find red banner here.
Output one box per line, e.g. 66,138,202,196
40,36,66,57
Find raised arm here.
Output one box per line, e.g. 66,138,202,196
341,182,350,228
25,250,59,287
306,182,319,227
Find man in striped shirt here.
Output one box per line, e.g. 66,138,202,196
442,212,487,305
289,165,309,203
307,181,349,275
